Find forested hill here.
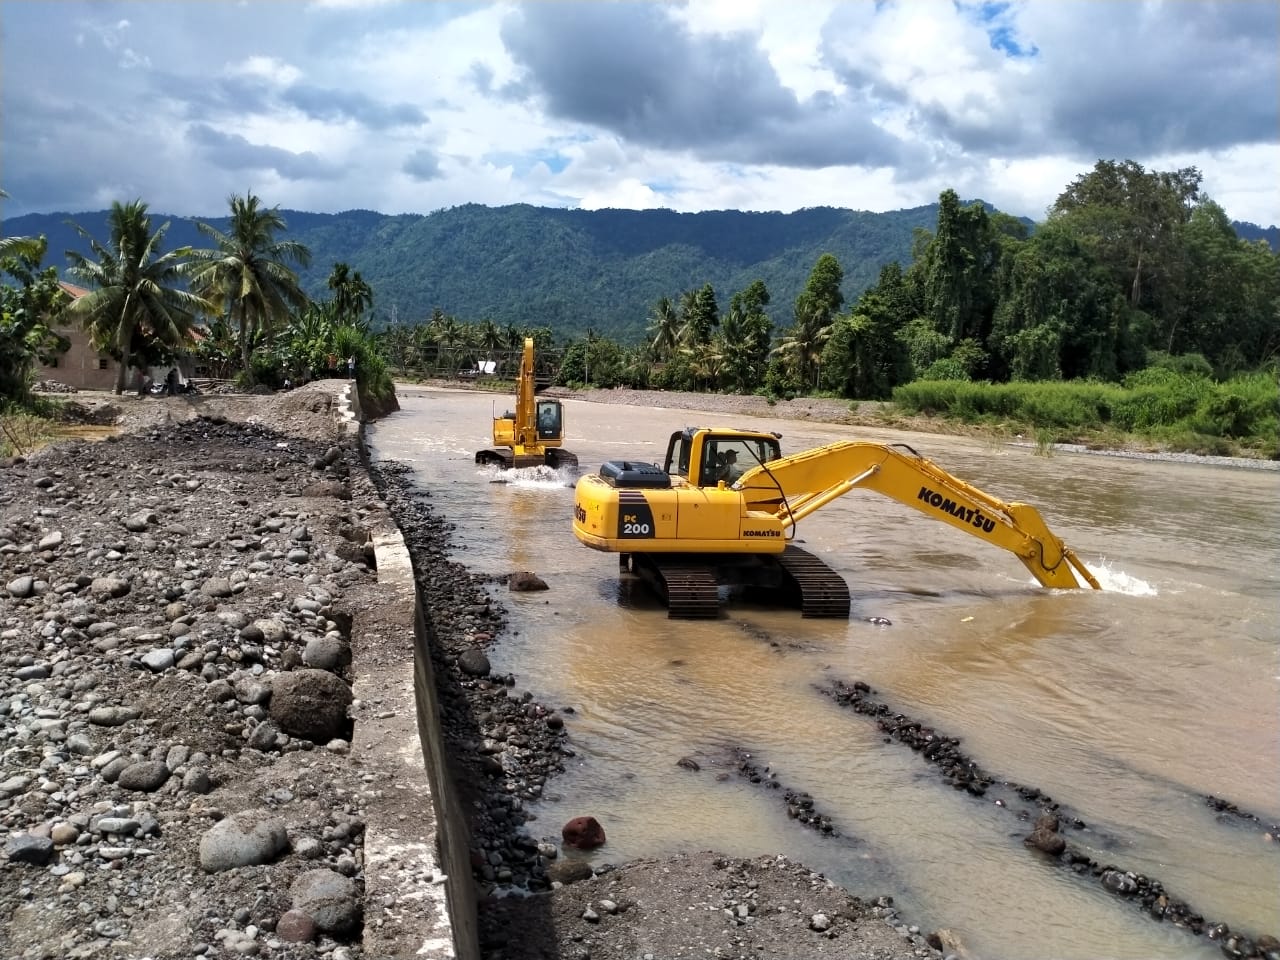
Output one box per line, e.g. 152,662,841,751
2,203,953,340
5,202,1274,342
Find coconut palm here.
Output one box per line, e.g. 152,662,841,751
187,193,311,379
0,188,44,262
326,262,373,329
771,298,833,390
64,200,211,394
646,295,679,362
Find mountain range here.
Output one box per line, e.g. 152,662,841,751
5,203,1276,343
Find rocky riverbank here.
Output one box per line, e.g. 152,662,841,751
0,384,383,960
2,383,940,960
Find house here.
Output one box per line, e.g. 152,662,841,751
36,281,202,393
35,281,119,391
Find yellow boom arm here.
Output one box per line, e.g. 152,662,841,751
736,441,1100,590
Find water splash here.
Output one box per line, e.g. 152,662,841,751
1088,558,1158,596
478,463,574,488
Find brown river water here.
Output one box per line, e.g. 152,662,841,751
369,385,1280,960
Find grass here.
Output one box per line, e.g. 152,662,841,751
0,409,56,457
891,370,1280,460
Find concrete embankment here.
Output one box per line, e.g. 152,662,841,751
350,383,478,960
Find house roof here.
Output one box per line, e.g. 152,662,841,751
58,280,90,299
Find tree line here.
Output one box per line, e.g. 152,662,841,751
380,160,1278,404
4,159,1276,451
1,191,394,406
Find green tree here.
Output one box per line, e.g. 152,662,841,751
775,255,843,390
1177,202,1280,370
990,220,1136,381
65,200,210,394
679,284,719,347
0,238,70,404
1049,160,1202,351
0,189,45,263
326,262,374,328
477,318,504,354
772,297,831,390
919,189,998,345
187,193,311,379
646,295,680,361
719,279,772,393
822,267,911,399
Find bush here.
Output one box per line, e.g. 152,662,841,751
1145,351,1214,378
919,358,971,381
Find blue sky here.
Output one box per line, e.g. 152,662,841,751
2,0,1277,225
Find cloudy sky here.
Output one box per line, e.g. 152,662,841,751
2,0,1277,226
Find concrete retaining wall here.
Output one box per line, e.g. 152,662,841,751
340,384,476,959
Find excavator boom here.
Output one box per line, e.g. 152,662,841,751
736,441,1100,590
572,427,1100,618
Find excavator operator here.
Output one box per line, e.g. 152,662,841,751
715,449,739,484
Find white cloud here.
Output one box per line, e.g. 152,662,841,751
0,0,1276,226
226,55,302,87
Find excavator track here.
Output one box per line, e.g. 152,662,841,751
776,546,851,618
635,558,721,619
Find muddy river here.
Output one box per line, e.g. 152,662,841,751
368,385,1279,960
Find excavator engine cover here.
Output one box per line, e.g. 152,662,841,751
598,461,671,489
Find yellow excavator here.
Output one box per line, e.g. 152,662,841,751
572,426,1101,618
475,338,578,470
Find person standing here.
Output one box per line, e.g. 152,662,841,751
346,355,356,380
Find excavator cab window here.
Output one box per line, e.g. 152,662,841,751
704,437,783,486
536,401,562,440
665,432,693,479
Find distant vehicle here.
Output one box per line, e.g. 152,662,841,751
474,338,577,470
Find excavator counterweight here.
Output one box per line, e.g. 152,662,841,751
572,426,1100,618
475,338,578,470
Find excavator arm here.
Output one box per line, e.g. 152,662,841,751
735,441,1100,590
512,337,539,451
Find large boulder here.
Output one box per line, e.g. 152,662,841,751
1024,812,1066,856
268,669,352,743
508,571,548,592
289,868,362,933
562,816,606,850
199,811,289,872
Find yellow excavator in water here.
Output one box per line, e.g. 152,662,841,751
572,426,1100,618
475,338,578,470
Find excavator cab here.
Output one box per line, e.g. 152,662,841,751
662,428,782,487
536,400,564,441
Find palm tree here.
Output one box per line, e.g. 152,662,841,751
327,262,373,329
187,193,311,379
771,298,833,390
646,295,679,362
0,187,45,262
64,200,211,394
478,318,503,352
